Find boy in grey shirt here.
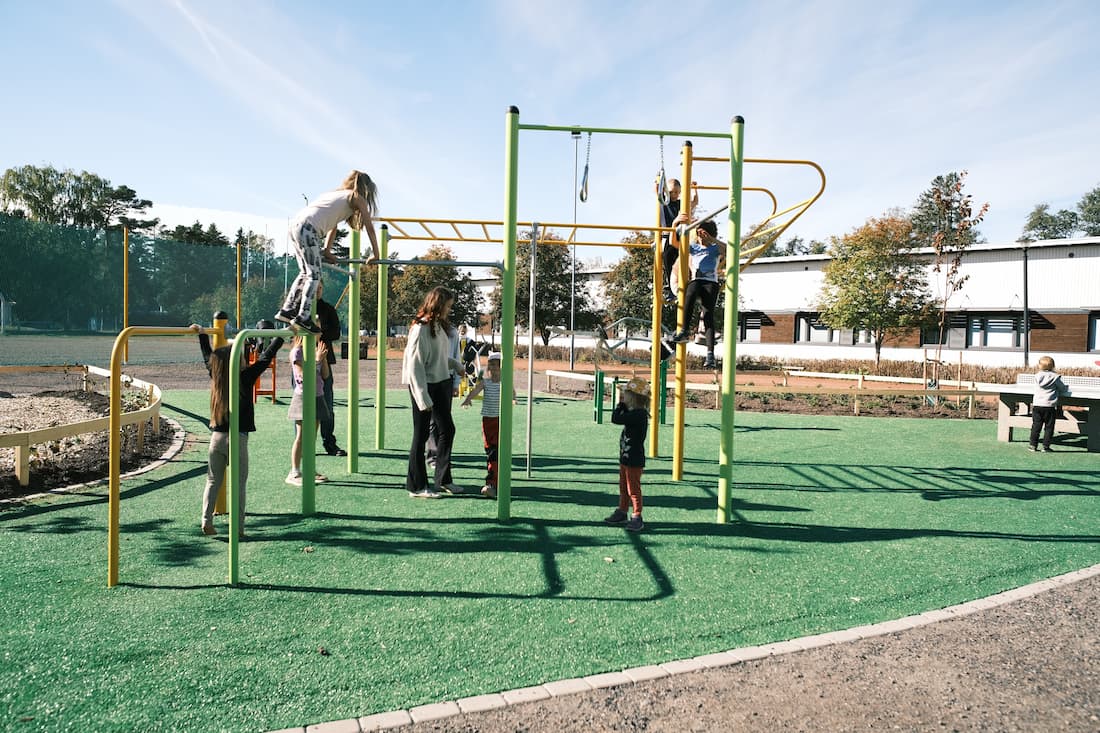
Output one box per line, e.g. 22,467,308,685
1029,355,1071,452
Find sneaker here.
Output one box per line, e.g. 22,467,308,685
703,354,716,369
604,509,629,525
1027,445,1039,452
293,316,321,334
662,287,675,304
440,483,465,495
670,331,690,344
201,522,217,536
325,446,348,457
274,309,296,325
1043,447,1054,453
285,471,303,486
625,514,645,532
314,473,328,483
481,485,497,499
408,488,442,499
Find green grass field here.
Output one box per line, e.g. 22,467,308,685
2,390,1098,732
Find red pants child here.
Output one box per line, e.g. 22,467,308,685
618,465,643,515
482,416,499,488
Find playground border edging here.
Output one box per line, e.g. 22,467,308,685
278,561,1100,733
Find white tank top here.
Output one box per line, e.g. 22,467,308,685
294,190,353,233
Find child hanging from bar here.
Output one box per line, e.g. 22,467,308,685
668,216,725,369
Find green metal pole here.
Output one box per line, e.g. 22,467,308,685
594,369,604,424
227,327,293,584
498,106,520,521
228,335,244,585
375,227,389,450
348,230,360,473
717,116,745,524
302,333,316,515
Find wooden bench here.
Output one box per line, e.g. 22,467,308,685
996,374,1100,451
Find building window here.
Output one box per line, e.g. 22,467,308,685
1089,312,1100,352
738,312,768,343
795,313,851,345
923,313,1022,349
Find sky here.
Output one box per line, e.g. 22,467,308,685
2,0,1098,269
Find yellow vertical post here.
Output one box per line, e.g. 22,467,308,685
212,312,229,515
649,187,663,458
107,330,129,587
671,141,693,481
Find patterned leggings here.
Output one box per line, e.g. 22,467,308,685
281,221,323,320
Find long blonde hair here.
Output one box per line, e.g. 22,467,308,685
208,346,232,428
341,169,378,229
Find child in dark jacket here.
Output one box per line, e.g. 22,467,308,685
604,377,651,532
194,325,284,537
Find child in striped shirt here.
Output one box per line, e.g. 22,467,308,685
460,351,514,499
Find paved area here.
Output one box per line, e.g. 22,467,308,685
274,564,1100,732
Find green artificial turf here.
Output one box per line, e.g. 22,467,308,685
2,390,1098,731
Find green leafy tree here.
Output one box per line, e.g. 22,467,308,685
1077,183,1100,236
914,171,989,364
357,251,401,334
390,244,484,331
760,234,828,257
1018,204,1079,242
911,171,988,249
817,214,931,369
0,164,157,232
489,230,599,345
602,232,672,328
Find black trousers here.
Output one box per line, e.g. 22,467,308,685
1029,405,1058,449
682,280,719,351
661,241,678,290
407,380,455,491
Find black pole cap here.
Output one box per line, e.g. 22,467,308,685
684,140,693,147
732,115,745,124
213,310,229,321
508,105,519,114
381,223,388,230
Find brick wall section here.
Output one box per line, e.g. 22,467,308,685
1030,312,1088,353
882,327,922,348
761,313,796,343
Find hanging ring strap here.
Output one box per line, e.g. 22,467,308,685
578,132,591,203
657,135,670,205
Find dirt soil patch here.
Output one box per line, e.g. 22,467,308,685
0,389,176,500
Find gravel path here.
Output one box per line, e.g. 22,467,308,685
389,570,1100,732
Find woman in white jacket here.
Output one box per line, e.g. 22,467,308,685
402,286,463,498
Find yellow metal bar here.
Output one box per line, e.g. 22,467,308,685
235,236,242,330
649,191,664,458
449,222,465,240
387,221,411,238
108,326,203,588
418,222,437,239
672,142,692,482
480,223,490,240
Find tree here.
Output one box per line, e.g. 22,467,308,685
357,250,401,334
390,244,483,330
914,171,989,363
1078,183,1100,236
911,171,987,249
603,233,661,324
816,214,931,368
760,234,828,257
489,230,598,345
1018,204,1079,242
0,164,157,232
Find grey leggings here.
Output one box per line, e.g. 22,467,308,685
202,431,249,526
281,221,323,320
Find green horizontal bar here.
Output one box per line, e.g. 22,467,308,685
518,123,733,140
